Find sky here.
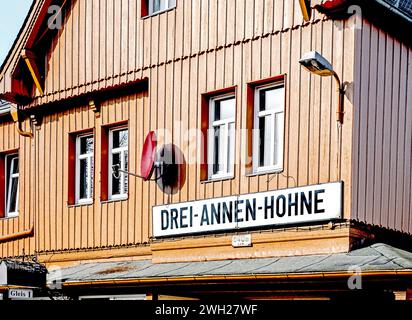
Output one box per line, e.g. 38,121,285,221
0,0,33,65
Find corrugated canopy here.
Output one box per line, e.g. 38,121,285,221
47,243,412,287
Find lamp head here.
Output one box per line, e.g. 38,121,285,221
299,51,335,77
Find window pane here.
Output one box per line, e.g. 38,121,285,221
210,95,235,178
112,152,121,167
6,155,19,214
119,129,128,148
79,159,89,199
259,87,284,111
266,88,276,110
259,89,266,112
152,0,167,12
80,136,94,154
213,126,221,174
271,87,285,110
112,129,128,149
168,0,176,8
90,157,94,197
227,122,235,174
109,128,128,198
8,178,18,213
274,113,284,166
259,115,272,167
12,157,19,174
124,151,129,194
214,100,221,121
112,130,119,148
153,0,161,12
213,97,235,122
112,153,121,195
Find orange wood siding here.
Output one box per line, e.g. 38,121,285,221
0,119,35,257
31,0,328,105
1,1,359,259
352,18,412,233
2,21,356,257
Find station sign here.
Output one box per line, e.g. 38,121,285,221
153,182,343,237
8,289,33,300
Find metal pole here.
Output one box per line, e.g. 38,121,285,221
332,71,345,124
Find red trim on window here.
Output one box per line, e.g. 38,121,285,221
0,149,19,218
101,121,128,201
201,86,237,99
246,75,286,174
246,85,255,174
103,120,128,129
67,134,76,206
67,129,94,205
141,0,149,17
200,86,237,181
0,155,5,218
247,75,285,88
101,127,109,202
200,95,209,181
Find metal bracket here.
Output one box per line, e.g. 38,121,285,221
112,164,164,181
89,100,101,117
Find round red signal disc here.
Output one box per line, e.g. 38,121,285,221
141,131,157,180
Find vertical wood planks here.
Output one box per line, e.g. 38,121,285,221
4,1,412,261
352,19,412,232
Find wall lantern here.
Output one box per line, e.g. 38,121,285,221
299,51,346,124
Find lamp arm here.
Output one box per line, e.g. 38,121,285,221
332,71,345,124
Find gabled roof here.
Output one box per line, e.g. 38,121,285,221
0,0,37,73
0,0,63,104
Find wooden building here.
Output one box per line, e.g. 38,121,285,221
0,0,412,300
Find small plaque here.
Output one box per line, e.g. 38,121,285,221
8,289,33,300
232,234,252,248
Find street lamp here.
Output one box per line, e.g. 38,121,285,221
299,51,345,124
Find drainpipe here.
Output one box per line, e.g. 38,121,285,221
0,104,35,245
0,226,34,244
332,71,345,124
10,104,33,138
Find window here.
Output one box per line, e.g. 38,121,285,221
5,154,19,217
143,0,176,17
109,127,128,200
75,134,94,204
208,94,236,180
253,83,285,173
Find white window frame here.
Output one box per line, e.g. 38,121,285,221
75,134,94,204
208,93,236,180
5,154,19,218
253,82,285,174
109,126,129,200
148,0,176,16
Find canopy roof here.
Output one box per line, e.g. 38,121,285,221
47,243,412,288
